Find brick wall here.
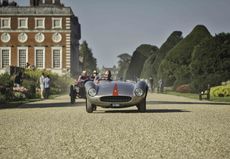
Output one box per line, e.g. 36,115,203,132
0,16,69,69
0,6,81,76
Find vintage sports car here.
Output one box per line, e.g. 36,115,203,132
84,80,148,113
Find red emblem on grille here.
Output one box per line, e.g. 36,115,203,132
113,82,119,96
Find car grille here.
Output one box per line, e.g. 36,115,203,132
100,96,132,102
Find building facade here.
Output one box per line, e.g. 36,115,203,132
0,0,81,76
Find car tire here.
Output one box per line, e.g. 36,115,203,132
70,85,76,104
70,96,75,104
86,99,94,113
137,98,146,112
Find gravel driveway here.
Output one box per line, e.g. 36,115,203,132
0,93,229,159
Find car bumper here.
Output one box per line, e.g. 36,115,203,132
87,95,144,108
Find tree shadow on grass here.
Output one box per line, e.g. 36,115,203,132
0,101,85,109
1,99,228,110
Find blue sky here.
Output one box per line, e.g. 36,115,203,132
19,0,230,68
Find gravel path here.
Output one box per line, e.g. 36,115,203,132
0,93,229,159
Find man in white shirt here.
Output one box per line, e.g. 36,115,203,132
39,73,45,99
43,75,51,99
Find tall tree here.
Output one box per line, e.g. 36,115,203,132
140,31,183,81
117,53,131,79
80,41,97,73
158,25,212,87
126,44,159,80
190,33,230,92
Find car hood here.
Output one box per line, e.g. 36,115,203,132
96,81,135,96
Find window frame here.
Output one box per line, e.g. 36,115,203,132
0,47,11,68
1,18,11,29
51,47,62,69
18,18,28,29
17,47,28,68
52,18,62,29
34,47,45,69
35,18,45,29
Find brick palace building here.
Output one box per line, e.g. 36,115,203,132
0,0,81,76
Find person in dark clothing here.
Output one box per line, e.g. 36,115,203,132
14,72,22,87
90,70,99,81
103,70,112,81
76,70,89,84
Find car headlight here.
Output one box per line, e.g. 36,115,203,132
135,88,144,96
88,88,96,97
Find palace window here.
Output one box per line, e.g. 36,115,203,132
35,18,45,29
1,18,11,29
18,47,28,68
18,18,28,29
0,47,11,68
35,47,45,68
52,18,62,29
52,47,62,68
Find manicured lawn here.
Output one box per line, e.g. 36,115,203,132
210,96,230,103
166,91,230,103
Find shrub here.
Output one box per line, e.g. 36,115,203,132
191,33,230,92
23,69,73,95
175,84,191,93
211,84,230,97
13,92,26,101
160,25,212,87
50,74,73,94
22,79,36,89
24,69,42,82
0,73,14,87
0,93,6,104
21,79,37,99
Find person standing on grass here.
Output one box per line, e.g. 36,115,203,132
43,75,51,99
149,76,154,93
39,73,45,99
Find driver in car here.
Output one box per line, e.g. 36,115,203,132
95,70,112,84
103,70,112,81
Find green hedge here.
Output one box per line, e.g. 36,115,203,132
0,73,14,87
210,82,230,97
0,69,74,102
0,93,6,103
24,69,74,94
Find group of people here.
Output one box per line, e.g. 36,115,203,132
146,77,164,93
14,71,51,99
76,70,112,85
39,73,51,99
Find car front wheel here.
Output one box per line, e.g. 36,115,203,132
137,98,146,112
86,99,95,113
